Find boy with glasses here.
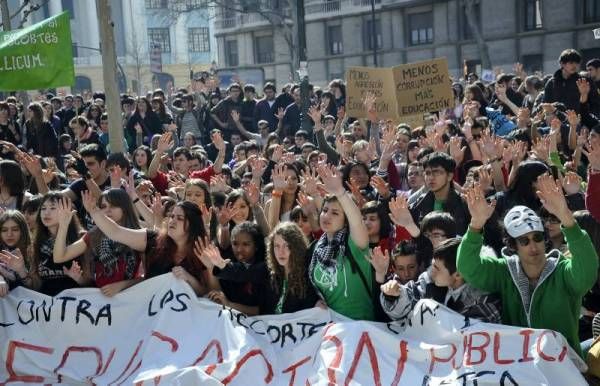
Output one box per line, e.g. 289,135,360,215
458,175,599,359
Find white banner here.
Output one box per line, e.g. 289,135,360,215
0,274,588,385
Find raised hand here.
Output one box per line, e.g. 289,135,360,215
583,142,600,171
363,91,377,122
57,197,76,227
577,78,591,100
366,246,390,277
531,136,550,162
134,122,143,134
204,243,230,270
316,163,345,196
561,171,582,195
464,183,496,229
217,202,239,226
271,163,287,191
123,170,138,200
200,203,212,227
275,107,285,121
193,235,212,267
297,191,317,216
210,174,228,193
536,174,572,224
449,137,466,165
157,132,174,154
478,166,492,193
388,195,414,228
81,190,99,215
211,131,226,151
479,129,499,160
271,144,284,163
566,110,580,129
346,177,366,208
300,167,319,197
245,181,260,206
308,105,322,128
370,175,390,199
230,110,241,123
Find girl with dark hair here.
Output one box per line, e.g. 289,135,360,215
196,221,267,315
464,84,488,117
361,201,394,251
125,97,163,151
217,188,269,250
53,189,143,296
25,102,58,157
132,145,152,174
309,164,379,321
328,79,346,108
30,192,89,296
320,91,338,118
86,103,103,129
81,191,208,296
0,211,32,294
70,116,101,150
151,97,173,129
341,161,376,204
0,160,28,211
0,102,20,145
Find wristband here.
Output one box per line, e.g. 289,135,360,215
272,190,283,198
133,197,140,204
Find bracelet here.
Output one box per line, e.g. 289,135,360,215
133,197,140,204
272,190,283,198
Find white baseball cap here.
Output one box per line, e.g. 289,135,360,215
503,206,544,238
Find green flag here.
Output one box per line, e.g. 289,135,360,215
0,11,74,91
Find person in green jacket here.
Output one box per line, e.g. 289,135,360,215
457,174,599,359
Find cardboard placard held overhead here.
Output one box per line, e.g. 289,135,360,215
345,58,454,121
393,57,454,117
345,66,399,120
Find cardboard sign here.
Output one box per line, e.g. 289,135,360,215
0,274,588,385
346,58,453,121
345,66,399,120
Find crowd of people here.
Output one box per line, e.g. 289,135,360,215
2,47,600,375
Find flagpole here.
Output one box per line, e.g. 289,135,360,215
96,0,124,153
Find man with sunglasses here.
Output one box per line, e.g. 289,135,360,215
457,175,598,359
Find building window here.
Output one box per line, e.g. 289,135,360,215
145,0,167,9
225,40,239,67
365,19,382,50
524,0,542,30
584,0,600,23
328,25,343,55
186,0,208,9
521,54,543,73
148,28,171,53
462,3,481,40
408,12,433,46
188,28,210,52
254,35,274,63
61,0,74,18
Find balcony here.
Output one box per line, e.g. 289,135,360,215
215,7,292,32
305,0,381,18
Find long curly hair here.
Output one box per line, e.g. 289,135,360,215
266,222,309,299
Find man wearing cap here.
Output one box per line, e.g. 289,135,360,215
457,174,598,359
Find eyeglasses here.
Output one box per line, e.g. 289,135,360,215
543,216,560,224
424,169,446,177
516,232,544,247
424,231,446,240
408,171,422,177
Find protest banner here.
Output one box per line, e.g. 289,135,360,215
0,11,74,91
346,58,453,123
0,274,587,385
345,66,398,120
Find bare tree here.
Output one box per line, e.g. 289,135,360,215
462,0,492,70
153,0,299,76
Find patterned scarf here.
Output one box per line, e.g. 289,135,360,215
313,227,348,269
97,236,137,280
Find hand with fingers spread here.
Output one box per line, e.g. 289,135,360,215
245,181,261,206
317,163,345,196
217,202,240,226
531,136,550,162
203,243,230,270
577,78,591,102
193,235,214,267
297,191,317,216
479,129,499,160
230,110,241,123
346,177,367,208
561,171,582,195
367,246,390,280
123,170,139,200
477,167,493,193
301,168,319,197
536,173,573,226
363,92,377,122
308,105,322,128
271,163,287,191
370,175,390,199
449,137,466,165
57,197,77,227
271,144,284,163
0,249,26,277
389,196,415,228
380,279,402,297
212,131,226,151
511,140,528,165
248,156,267,179
157,132,174,154
63,261,85,284
81,190,100,215
464,183,496,230
275,107,285,121
210,174,228,193
18,152,43,177
566,110,580,129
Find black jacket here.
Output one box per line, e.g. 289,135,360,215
544,69,600,115
409,187,470,235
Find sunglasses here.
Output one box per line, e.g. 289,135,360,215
516,232,544,247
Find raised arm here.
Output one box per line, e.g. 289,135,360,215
82,190,148,252
317,163,368,249
211,131,226,174
53,197,87,263
148,132,174,179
